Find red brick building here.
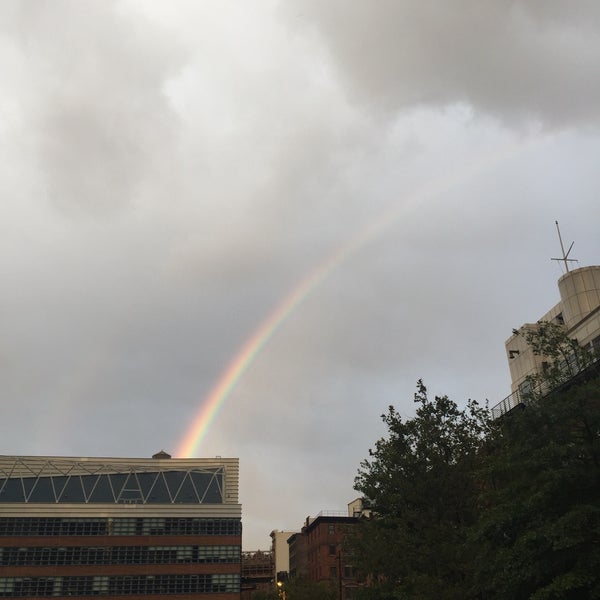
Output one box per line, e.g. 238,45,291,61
289,511,359,599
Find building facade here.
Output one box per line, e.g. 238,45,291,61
288,505,363,600
269,530,295,583
286,532,306,580
0,453,241,599
494,265,600,417
241,550,273,599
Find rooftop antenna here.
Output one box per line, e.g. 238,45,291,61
551,220,577,273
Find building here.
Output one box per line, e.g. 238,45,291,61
286,532,307,579
287,501,367,600
241,550,273,599
269,529,295,582
493,264,600,417
0,453,241,599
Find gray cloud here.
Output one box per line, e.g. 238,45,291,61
1,1,599,551
282,1,600,127
1,0,183,216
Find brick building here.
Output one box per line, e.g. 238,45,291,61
288,505,363,600
241,550,273,599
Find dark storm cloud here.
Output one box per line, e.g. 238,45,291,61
283,1,600,127
2,0,183,216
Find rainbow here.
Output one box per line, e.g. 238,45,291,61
175,241,353,458
175,134,545,457
175,212,395,458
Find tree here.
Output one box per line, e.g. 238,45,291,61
352,381,491,599
472,323,600,599
513,320,595,394
279,577,337,600
351,325,600,599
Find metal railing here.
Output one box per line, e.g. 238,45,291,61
315,510,349,518
491,389,525,420
491,352,600,419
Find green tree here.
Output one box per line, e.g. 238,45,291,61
280,577,337,600
472,376,600,600
472,321,600,599
513,320,595,393
352,381,491,599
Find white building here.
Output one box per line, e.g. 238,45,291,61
269,529,296,580
494,265,600,417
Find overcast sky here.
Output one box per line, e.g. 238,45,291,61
1,0,599,550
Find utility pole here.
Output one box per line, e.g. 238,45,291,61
338,549,342,600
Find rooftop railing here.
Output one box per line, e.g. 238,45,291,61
315,510,349,518
491,352,600,419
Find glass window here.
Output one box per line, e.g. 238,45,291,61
194,470,224,503
0,478,26,502
147,473,173,503
173,473,198,504
88,474,115,502
55,476,86,503
164,471,186,499
26,477,55,503
118,473,143,503
112,518,137,535
108,473,127,501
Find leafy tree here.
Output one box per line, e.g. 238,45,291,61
351,325,600,599
352,381,491,599
279,577,337,600
513,320,595,393
472,376,600,600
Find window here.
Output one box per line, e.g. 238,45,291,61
328,524,335,534
0,544,241,567
330,566,337,579
0,517,241,537
329,545,337,556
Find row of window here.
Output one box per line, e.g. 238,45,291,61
0,545,240,566
0,518,241,537
0,574,239,596
0,470,224,505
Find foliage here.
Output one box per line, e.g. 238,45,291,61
353,583,402,600
352,323,600,599
352,380,491,599
472,377,600,599
513,320,595,394
279,577,337,600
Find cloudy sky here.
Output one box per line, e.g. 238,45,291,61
1,0,599,549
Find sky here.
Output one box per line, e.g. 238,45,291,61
1,0,599,550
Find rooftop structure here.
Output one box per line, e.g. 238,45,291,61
493,265,600,418
286,500,368,599
241,550,273,599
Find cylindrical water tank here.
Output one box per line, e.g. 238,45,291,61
558,266,600,330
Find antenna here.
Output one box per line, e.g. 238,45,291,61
551,220,577,273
